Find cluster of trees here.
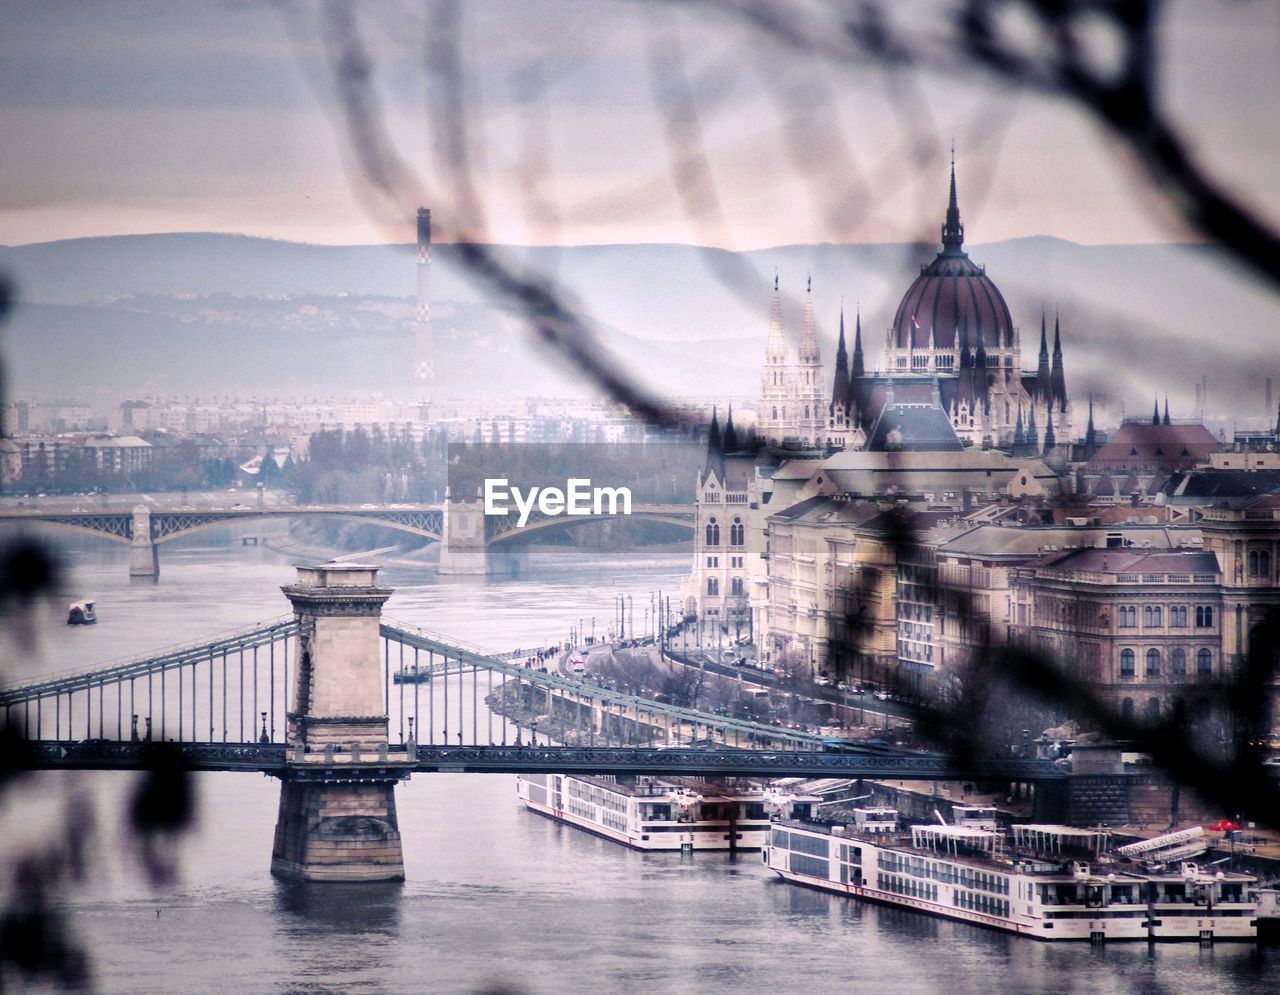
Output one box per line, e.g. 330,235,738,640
281,425,448,504
16,441,244,496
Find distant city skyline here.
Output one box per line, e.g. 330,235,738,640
1,1,1276,250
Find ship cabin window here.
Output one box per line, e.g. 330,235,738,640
641,803,672,821
740,802,766,820
1110,884,1136,904
1220,882,1245,903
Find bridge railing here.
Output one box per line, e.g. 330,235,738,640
1,615,299,747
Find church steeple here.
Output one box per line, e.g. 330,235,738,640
1152,396,1160,426
941,153,965,254
724,404,738,452
1050,313,1067,412
1014,402,1026,447
1085,393,1097,447
1162,396,1170,426
851,307,865,379
704,406,723,484
799,275,819,365
1043,406,1056,452
1027,402,1039,450
1036,310,1051,402
830,306,850,416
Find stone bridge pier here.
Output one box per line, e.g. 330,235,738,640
128,505,159,578
270,563,404,882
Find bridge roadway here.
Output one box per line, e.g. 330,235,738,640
25,740,1066,782
0,501,695,546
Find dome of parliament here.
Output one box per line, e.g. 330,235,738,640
890,168,1014,353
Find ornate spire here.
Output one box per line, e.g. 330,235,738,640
1043,406,1056,452
1036,310,1051,402
1162,395,1170,426
1050,312,1067,412
1014,402,1026,447
1085,393,1097,447
941,154,965,253
851,306,865,379
1027,402,1038,449
831,306,850,416
724,404,738,451
765,272,786,366
799,275,819,366
1152,396,1160,426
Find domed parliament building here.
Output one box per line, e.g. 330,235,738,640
758,163,1073,454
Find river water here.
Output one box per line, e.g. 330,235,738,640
2,532,1278,993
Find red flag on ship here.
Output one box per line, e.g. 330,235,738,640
1207,818,1242,832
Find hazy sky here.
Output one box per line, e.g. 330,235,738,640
0,0,1276,249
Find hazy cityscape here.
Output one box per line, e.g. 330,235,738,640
2,2,1279,993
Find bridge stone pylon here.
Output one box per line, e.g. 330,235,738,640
270,563,404,882
128,505,158,578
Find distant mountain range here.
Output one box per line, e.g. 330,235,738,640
1,232,1276,414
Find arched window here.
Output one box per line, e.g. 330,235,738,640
1170,647,1187,676
730,517,745,546
730,577,744,596
1121,698,1135,721
1261,551,1272,578
772,406,778,419
1119,649,1135,677
705,518,720,547
1145,648,1161,676
707,577,719,597
1145,697,1161,721
1143,605,1162,627
1196,648,1212,676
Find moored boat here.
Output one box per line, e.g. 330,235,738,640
765,816,1260,942
517,773,818,851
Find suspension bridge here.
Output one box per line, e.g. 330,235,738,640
1,562,1062,881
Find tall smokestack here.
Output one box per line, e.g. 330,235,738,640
415,207,434,406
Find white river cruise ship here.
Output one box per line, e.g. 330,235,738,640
517,773,818,851
765,817,1260,942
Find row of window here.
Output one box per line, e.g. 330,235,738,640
878,873,940,902
704,517,745,547
706,577,745,597
1117,605,1214,628
705,555,745,569
1118,646,1213,678
955,890,1010,918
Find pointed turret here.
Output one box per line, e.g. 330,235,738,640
1152,396,1160,426
1050,313,1067,412
1014,403,1026,447
766,272,786,366
1027,402,1039,450
1162,396,1171,426
1085,393,1097,447
1036,310,1051,403
851,307,865,378
758,271,789,446
1043,406,1056,452
830,306,850,416
723,404,739,452
799,275,819,365
941,154,965,254
974,332,990,411
703,406,722,485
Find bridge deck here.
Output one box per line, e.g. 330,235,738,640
23,741,1065,781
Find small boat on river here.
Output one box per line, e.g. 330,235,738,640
67,600,97,625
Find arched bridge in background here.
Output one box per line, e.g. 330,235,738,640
0,500,695,577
